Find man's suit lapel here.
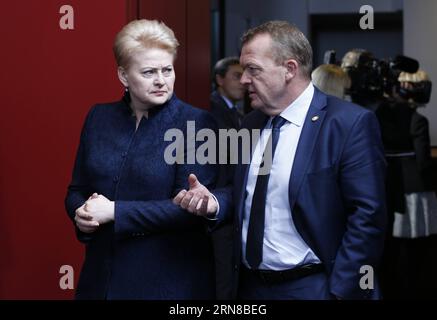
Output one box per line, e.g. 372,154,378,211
288,88,327,211
235,111,269,226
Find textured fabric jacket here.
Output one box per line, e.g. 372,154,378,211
65,94,218,299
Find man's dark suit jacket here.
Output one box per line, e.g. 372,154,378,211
210,90,242,132
209,90,242,299
65,94,217,299
214,87,387,300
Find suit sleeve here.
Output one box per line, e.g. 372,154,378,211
114,111,219,238
329,110,387,299
201,186,234,233
64,106,97,244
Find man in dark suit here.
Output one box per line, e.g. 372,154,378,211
210,57,245,299
211,57,245,132
174,21,387,300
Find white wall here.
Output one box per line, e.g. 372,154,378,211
404,0,437,145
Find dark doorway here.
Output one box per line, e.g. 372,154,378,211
311,12,403,67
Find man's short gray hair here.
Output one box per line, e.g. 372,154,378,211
241,20,313,79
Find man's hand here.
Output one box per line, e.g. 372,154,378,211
173,174,218,217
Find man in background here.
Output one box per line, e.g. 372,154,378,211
211,57,246,131
210,57,246,299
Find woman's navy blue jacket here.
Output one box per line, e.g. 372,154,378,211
65,94,218,299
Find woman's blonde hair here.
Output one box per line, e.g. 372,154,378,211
113,19,179,68
312,64,351,98
398,69,430,83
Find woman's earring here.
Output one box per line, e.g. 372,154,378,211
125,87,129,92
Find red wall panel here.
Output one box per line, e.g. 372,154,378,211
186,0,211,109
139,0,188,105
0,0,210,299
0,0,126,299
138,0,211,109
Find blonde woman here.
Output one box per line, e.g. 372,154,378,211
65,19,217,299
311,64,350,99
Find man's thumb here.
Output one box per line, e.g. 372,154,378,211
188,174,200,188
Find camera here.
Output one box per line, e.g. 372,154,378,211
324,49,432,106
397,70,432,105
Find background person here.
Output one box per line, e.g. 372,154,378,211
211,56,246,131
311,64,351,99
376,69,436,298
210,56,246,299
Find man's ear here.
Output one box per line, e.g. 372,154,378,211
117,66,129,87
215,74,224,87
284,59,298,81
